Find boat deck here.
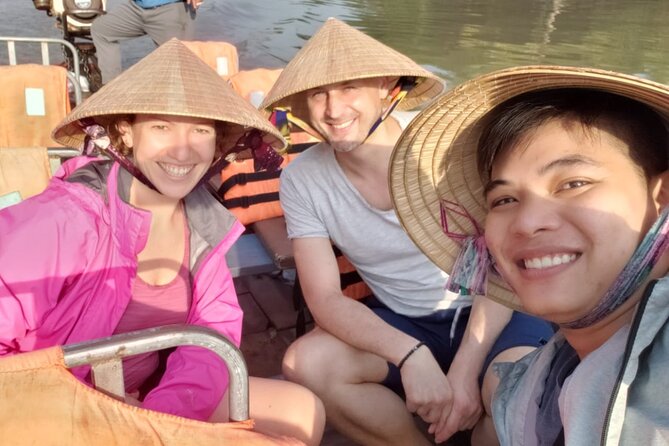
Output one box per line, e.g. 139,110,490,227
235,272,353,445
235,273,471,446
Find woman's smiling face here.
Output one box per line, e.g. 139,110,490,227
119,114,217,199
484,118,662,324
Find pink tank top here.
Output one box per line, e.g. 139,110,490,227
113,218,192,393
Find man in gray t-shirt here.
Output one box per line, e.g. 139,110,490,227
280,111,468,317
261,18,552,446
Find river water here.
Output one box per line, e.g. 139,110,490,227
1,0,667,88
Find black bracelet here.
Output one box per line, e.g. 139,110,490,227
397,341,426,370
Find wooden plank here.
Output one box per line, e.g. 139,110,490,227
243,274,297,331
238,291,269,335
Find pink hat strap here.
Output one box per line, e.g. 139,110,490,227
82,121,282,196
440,199,492,296
82,119,157,191
199,129,284,189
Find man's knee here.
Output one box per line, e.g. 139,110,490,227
90,15,114,42
90,19,103,40
282,329,336,386
282,328,388,389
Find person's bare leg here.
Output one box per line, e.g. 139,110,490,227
210,377,325,446
283,327,431,446
471,346,535,446
249,377,325,446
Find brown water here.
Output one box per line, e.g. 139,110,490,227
2,0,668,88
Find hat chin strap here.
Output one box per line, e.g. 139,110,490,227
441,199,669,328
270,76,418,148
365,76,417,138
197,129,284,189
560,208,669,329
83,123,281,197
82,120,157,192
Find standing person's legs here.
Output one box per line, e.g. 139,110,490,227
144,2,196,47
91,0,146,83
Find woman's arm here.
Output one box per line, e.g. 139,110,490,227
0,184,95,355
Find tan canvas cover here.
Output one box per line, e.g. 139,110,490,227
0,347,303,445
0,64,71,148
0,146,51,199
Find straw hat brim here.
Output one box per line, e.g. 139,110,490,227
52,39,286,152
260,18,444,113
389,65,669,311
265,72,444,114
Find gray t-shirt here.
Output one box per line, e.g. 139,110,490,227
558,325,630,446
279,113,470,317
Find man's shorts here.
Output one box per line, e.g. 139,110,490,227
360,296,554,396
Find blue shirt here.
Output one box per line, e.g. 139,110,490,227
133,0,182,9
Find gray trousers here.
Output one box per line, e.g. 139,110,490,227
91,0,195,84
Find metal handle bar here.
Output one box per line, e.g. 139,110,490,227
63,324,249,421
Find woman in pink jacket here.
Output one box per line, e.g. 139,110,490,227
0,39,324,446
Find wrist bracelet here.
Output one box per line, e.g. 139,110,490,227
397,341,426,370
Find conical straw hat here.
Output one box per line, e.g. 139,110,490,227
260,18,444,113
389,65,669,311
53,38,285,152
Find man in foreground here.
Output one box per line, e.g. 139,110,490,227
390,65,669,444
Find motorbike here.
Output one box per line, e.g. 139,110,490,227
31,0,106,92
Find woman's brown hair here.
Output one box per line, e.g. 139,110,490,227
105,115,243,160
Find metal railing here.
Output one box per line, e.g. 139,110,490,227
47,147,81,158
0,36,82,105
63,324,250,421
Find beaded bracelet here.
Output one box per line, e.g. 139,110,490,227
397,341,426,370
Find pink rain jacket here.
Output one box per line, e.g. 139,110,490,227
0,158,245,421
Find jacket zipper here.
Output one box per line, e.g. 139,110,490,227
599,280,656,445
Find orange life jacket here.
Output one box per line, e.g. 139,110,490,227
181,40,239,77
334,246,373,300
218,143,314,225
228,68,283,104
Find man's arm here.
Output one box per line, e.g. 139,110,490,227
431,296,513,443
293,237,456,423
293,236,418,363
